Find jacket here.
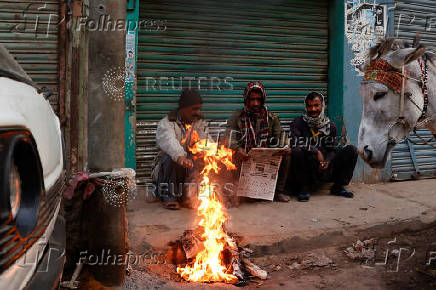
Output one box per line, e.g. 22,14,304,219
151,110,209,182
288,116,338,162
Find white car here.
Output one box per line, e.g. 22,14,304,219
0,44,65,289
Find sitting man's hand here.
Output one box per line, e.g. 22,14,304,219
236,147,250,162
273,148,291,156
316,150,329,171
177,156,194,169
316,150,324,163
319,161,329,170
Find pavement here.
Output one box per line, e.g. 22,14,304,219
127,179,436,256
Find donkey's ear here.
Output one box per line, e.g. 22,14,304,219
388,45,427,67
369,44,381,60
412,32,421,48
404,45,426,63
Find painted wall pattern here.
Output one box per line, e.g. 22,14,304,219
346,0,387,75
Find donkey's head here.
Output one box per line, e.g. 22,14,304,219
358,39,427,168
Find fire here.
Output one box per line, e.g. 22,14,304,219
177,127,238,283
180,124,192,145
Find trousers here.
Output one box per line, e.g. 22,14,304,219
154,154,187,202
288,145,358,193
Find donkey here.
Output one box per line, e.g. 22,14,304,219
358,38,436,168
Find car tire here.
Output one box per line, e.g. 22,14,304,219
0,131,44,237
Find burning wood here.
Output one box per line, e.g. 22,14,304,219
243,259,268,280
171,228,268,284
173,127,267,284
180,228,204,260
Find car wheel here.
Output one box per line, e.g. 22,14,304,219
0,131,44,237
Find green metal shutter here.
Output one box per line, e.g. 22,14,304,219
391,0,436,180
136,0,329,184
0,0,61,112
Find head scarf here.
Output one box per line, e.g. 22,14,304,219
302,92,331,135
243,81,266,107
241,82,269,152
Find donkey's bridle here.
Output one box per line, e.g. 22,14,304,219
417,57,429,122
363,57,435,147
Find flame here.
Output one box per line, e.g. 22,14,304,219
177,127,238,283
180,124,192,145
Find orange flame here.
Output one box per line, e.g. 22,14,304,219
177,128,238,283
180,124,193,145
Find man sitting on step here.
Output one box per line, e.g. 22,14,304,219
287,92,358,202
151,88,208,210
225,81,291,202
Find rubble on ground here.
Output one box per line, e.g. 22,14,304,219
288,252,334,270
344,239,377,261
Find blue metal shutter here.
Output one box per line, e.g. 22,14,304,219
391,130,436,180
391,0,436,180
0,1,61,112
135,0,329,183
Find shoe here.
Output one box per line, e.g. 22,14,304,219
297,193,311,202
164,201,181,210
331,188,354,198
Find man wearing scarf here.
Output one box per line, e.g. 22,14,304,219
288,92,358,202
226,81,291,202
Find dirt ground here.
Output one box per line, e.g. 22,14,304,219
122,226,436,290
62,180,436,289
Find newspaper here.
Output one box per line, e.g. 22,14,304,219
237,148,285,201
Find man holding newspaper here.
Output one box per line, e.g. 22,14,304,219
225,81,291,202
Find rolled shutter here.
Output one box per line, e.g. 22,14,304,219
0,0,61,112
136,0,329,183
391,0,436,180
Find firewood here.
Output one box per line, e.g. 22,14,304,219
180,228,204,260
242,258,268,280
231,255,244,281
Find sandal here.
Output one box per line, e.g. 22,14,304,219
164,201,180,210
276,193,291,202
